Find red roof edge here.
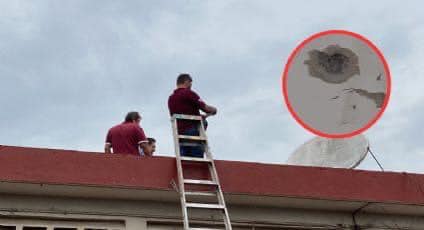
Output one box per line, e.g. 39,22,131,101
0,145,423,206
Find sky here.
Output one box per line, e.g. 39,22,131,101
1,0,423,173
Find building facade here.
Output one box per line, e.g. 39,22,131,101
0,145,423,230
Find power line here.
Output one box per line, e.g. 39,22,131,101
367,147,384,172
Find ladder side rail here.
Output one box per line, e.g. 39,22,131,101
171,116,190,230
199,117,209,150
208,159,232,230
200,118,232,230
173,114,232,230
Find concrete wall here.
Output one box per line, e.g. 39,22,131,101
0,194,423,230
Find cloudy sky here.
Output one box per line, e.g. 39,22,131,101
1,1,423,173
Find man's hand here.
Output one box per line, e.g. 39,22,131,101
204,105,217,115
140,142,152,156
104,143,112,154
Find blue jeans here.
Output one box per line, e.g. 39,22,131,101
180,127,205,158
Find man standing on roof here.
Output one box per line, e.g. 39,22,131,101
168,73,217,157
105,111,149,156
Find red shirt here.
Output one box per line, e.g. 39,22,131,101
168,88,206,133
106,122,147,155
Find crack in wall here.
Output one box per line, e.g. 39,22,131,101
343,88,386,108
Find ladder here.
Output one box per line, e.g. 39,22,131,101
171,114,232,230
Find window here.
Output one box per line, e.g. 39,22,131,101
0,226,16,230
0,218,124,230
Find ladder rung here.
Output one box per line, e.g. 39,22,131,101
185,191,216,197
181,156,213,162
186,202,225,209
178,135,207,141
184,179,217,185
171,114,231,229
190,228,224,230
172,114,203,120
180,142,203,147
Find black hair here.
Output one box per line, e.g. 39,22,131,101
125,111,141,122
147,137,156,144
177,73,192,85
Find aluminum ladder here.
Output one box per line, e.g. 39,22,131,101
171,114,232,230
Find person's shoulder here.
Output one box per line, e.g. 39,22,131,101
168,89,179,100
110,123,121,129
128,123,144,131
186,88,198,93
108,123,122,134
183,88,200,97
174,87,193,93
171,88,196,96
125,122,139,128
171,88,200,99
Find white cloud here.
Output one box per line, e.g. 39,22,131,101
0,0,423,173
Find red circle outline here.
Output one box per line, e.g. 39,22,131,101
281,30,391,138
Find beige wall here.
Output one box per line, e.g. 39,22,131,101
0,194,423,230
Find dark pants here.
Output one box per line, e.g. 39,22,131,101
180,120,207,157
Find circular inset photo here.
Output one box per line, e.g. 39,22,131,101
282,30,391,138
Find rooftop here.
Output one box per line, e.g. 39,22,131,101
0,145,423,216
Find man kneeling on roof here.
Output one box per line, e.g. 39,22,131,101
168,73,217,157
140,137,156,156
105,111,152,156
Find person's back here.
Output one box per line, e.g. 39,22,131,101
168,87,204,134
168,73,217,157
169,87,203,116
168,73,217,134
105,111,148,156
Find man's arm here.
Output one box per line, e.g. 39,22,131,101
139,142,150,156
105,130,112,154
135,126,149,155
104,143,112,154
187,90,218,116
202,104,217,115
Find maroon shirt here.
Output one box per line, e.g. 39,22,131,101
168,88,206,133
106,122,147,155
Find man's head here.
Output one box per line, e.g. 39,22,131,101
125,111,141,124
145,137,156,156
176,73,192,89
